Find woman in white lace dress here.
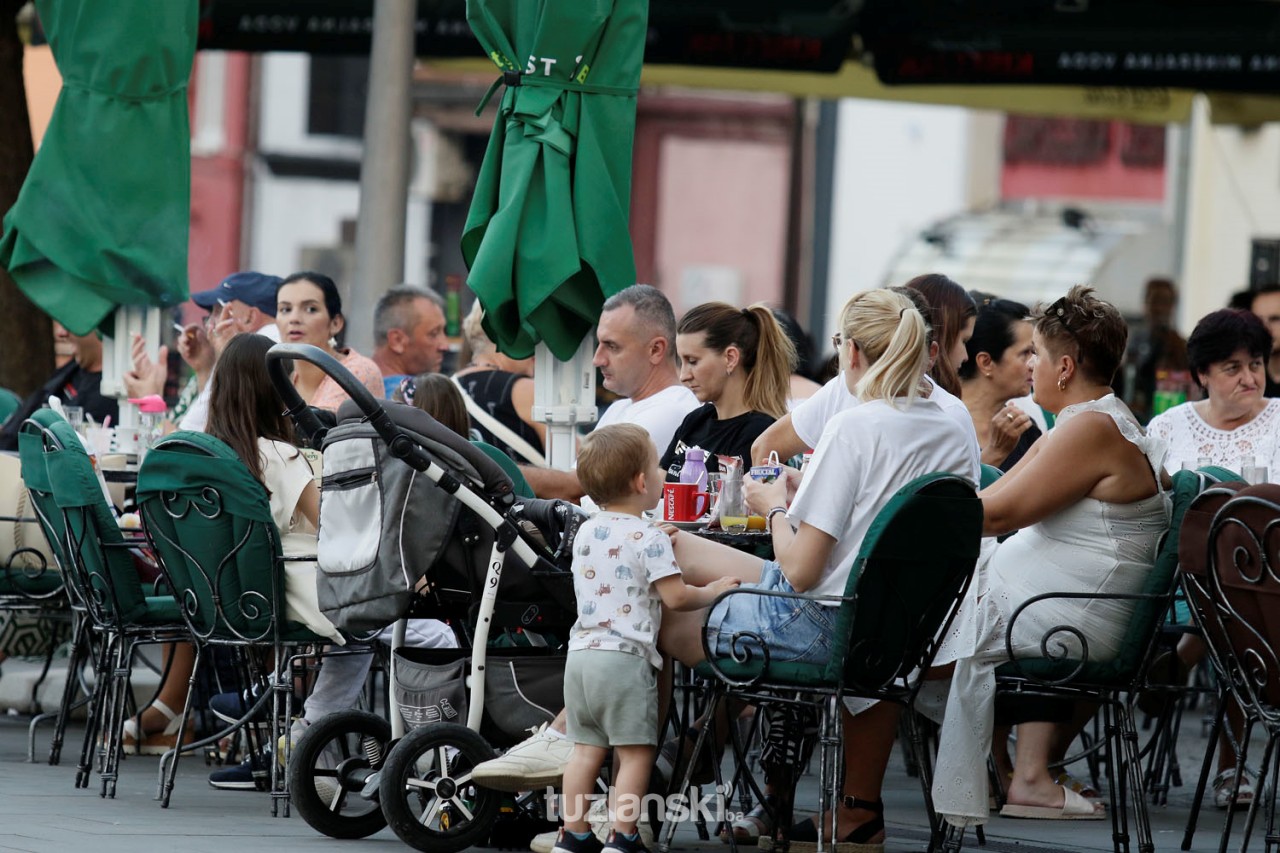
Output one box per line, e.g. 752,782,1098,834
924,286,1171,826
1144,308,1277,808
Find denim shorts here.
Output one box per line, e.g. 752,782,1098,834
703,561,836,666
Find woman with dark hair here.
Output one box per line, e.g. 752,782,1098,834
276,271,384,411
662,302,795,479
959,294,1040,470
904,274,977,397
1145,308,1277,808
749,275,979,477
398,372,474,439
771,308,822,404
204,333,340,643
1147,308,1279,478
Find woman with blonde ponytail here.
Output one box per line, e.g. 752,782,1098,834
659,302,795,479
657,289,975,851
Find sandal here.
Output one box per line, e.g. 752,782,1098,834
1054,771,1101,800
121,699,191,756
1000,786,1105,820
721,798,776,843
1213,767,1256,810
759,797,884,853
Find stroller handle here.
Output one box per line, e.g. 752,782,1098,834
266,343,435,471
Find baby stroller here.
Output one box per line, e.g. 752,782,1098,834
266,344,583,851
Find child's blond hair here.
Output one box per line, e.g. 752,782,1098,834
577,424,653,506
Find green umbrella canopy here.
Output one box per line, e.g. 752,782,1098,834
461,0,648,360
0,0,197,337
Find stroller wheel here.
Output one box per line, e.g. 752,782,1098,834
379,722,501,853
289,710,391,839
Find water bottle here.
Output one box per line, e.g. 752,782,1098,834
679,447,708,491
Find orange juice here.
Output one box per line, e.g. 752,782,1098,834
720,516,748,532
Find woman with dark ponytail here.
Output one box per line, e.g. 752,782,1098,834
660,302,796,479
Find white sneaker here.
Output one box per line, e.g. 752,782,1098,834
531,829,557,853
472,723,573,792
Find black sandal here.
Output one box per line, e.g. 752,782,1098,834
759,797,884,853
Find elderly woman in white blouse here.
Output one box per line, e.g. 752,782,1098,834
1146,308,1280,480
1145,306,1278,808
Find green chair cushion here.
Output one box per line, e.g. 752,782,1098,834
138,595,183,626
0,569,64,596
473,440,535,498
694,658,826,687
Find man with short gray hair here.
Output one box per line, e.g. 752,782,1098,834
371,284,450,397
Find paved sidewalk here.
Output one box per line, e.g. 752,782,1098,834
0,667,1263,853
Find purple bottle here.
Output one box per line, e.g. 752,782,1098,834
679,447,708,491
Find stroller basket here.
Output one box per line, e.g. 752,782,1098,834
393,647,565,748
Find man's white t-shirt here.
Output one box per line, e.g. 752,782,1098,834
788,397,975,602
596,383,699,455
179,322,281,432
791,373,980,484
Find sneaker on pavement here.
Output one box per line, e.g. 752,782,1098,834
551,828,605,853
472,723,573,791
208,758,261,790
531,829,557,853
603,829,650,853
209,689,262,726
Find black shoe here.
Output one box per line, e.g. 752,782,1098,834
552,828,605,853
208,758,263,791
603,830,649,853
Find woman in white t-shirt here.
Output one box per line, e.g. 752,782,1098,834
750,275,979,474
658,288,975,850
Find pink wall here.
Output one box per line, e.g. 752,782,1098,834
1001,119,1166,202
185,53,251,320
654,136,789,315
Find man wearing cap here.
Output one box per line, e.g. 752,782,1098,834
124,271,283,432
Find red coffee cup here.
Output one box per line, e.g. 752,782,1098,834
663,482,710,522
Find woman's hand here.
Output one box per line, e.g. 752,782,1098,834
743,475,787,517
983,402,1033,464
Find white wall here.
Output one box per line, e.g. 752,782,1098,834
823,101,1001,339
247,166,362,279
257,54,363,160
1182,98,1280,325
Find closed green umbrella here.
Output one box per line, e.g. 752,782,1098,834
461,0,649,360
0,0,197,337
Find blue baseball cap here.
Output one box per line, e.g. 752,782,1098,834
191,272,283,317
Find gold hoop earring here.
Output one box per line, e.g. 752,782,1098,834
1057,376,1067,392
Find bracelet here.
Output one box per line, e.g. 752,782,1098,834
766,506,789,525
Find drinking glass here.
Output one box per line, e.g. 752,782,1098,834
63,406,84,433
1241,456,1270,485
718,476,747,532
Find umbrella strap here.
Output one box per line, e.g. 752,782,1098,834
475,71,637,115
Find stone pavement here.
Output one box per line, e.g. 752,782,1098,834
0,659,1266,853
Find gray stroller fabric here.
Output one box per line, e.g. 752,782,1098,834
394,648,564,743
317,403,490,632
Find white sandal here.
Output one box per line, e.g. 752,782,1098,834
121,699,188,756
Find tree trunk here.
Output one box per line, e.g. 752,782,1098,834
0,0,52,396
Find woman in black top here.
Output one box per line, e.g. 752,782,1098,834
454,303,545,464
661,302,796,480
959,293,1041,471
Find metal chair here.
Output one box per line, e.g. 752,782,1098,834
1178,483,1280,853
29,412,190,797
137,430,359,812
964,468,1206,853
656,472,984,853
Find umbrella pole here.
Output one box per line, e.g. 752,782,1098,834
533,339,597,470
